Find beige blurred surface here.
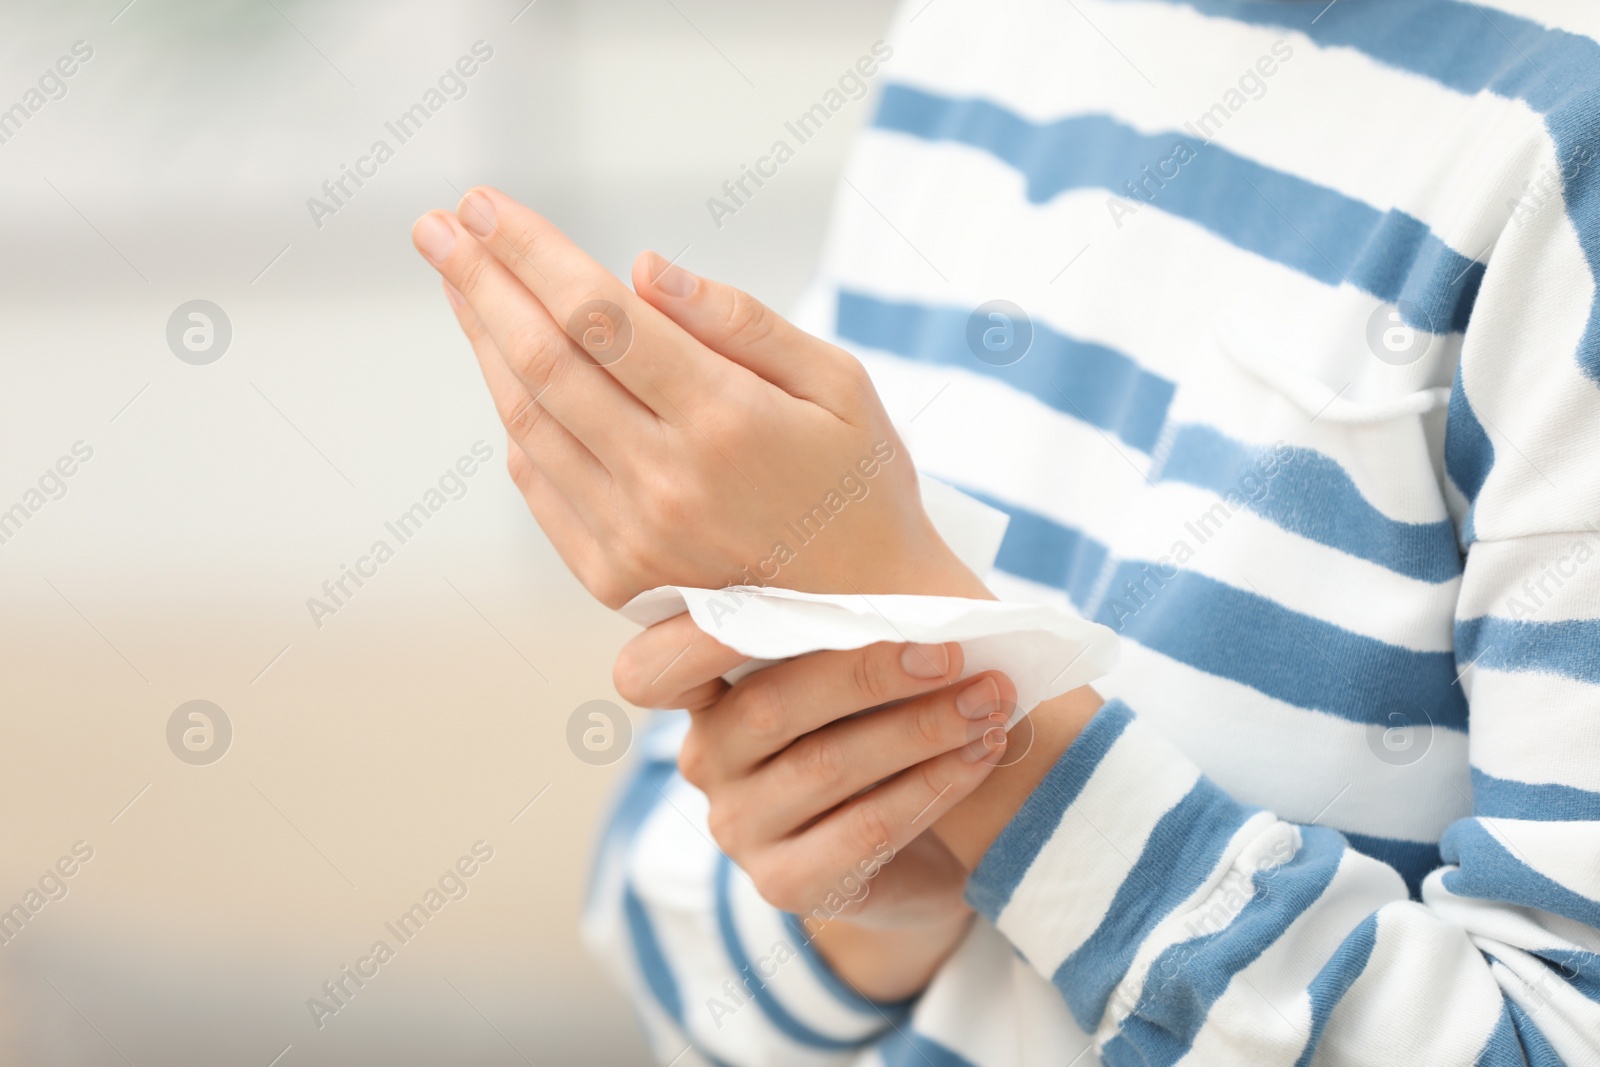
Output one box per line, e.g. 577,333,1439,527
0,1,897,1062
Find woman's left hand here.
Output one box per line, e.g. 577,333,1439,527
412,187,988,608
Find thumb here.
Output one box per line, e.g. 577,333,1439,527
632,250,851,406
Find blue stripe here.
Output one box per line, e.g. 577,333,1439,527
713,854,868,1050
1051,777,1258,1031
1541,948,1600,1004
986,492,1109,606
842,289,1464,583
837,288,1175,452
1445,374,1495,522
1109,826,1346,1067
1159,424,1462,583
954,484,1470,731
1443,818,1600,930
1457,614,1600,685
1471,766,1600,822
1504,999,1565,1067
1295,914,1379,1067
878,1029,981,1067
780,911,915,1019
968,700,1136,919
873,84,1483,332
586,751,680,906
1473,1001,1522,1067
1097,562,1469,731
1340,830,1442,901
1143,0,1600,384
623,883,685,1024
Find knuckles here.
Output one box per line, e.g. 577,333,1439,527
452,251,492,298
844,802,893,861
721,289,778,351
676,731,710,790
909,697,950,750
612,645,651,708
851,646,898,708
733,681,788,745
503,317,569,385
795,733,843,791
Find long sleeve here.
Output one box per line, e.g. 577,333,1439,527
582,712,913,1067
963,160,1600,1065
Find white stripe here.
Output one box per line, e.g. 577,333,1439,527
910,921,1093,1066
1457,137,1600,540
724,870,889,1043
1317,901,1506,1066
1478,818,1600,901
1467,667,1600,794
1177,849,1402,1067
1426,877,1600,960
1101,640,1471,844
1456,530,1600,623
996,718,1202,975
886,0,1546,254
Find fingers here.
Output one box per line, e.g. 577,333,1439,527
503,434,603,586
733,671,1016,844
702,640,967,773
413,210,654,460
771,736,1007,890
633,250,857,409
452,187,740,419
445,281,613,524
614,612,746,711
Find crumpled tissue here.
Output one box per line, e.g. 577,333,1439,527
619,475,1118,721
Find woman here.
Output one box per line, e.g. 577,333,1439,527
412,0,1600,1062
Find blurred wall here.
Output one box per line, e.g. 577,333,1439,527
0,1,897,1063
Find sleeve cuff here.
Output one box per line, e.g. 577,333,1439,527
714,853,905,1050
965,699,1276,1032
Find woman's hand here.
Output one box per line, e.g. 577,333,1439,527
615,613,1015,1000
412,187,988,608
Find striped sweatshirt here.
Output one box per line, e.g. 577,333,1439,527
583,1,1600,1064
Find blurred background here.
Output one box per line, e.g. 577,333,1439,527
0,0,897,1062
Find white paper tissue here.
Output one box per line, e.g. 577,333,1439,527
618,475,1118,721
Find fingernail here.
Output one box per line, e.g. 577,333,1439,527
648,251,698,298
414,213,456,265
902,643,949,679
458,190,496,238
961,726,1007,763
443,281,465,308
956,677,999,719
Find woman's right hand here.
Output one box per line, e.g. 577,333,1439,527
613,614,1015,1001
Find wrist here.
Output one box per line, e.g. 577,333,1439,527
808,907,974,1002
876,525,996,600
933,685,1103,869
